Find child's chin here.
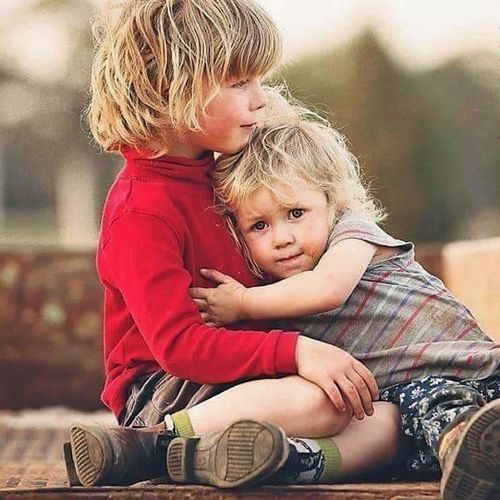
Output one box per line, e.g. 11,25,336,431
274,267,305,280
217,139,250,156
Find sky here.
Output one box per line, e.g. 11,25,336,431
258,0,499,67
0,0,498,82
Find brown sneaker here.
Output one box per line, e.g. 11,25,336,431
167,419,289,488
66,424,174,487
439,400,500,500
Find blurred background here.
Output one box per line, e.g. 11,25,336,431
0,0,499,443
0,0,499,248
0,2,498,473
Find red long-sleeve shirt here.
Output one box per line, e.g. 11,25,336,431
97,147,299,417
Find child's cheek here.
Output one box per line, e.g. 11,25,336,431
255,239,272,270
304,226,329,264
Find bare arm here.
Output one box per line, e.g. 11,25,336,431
190,238,380,418
244,239,376,319
191,239,376,324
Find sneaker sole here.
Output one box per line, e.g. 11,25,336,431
441,400,500,500
167,420,289,488
68,425,114,487
63,441,81,486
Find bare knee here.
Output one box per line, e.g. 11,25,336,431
371,402,401,455
372,401,400,427
276,375,352,437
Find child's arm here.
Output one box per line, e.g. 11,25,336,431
105,212,297,385
191,238,376,324
109,213,378,417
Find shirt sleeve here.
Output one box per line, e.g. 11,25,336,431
103,212,298,384
329,210,413,252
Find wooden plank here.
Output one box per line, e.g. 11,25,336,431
0,482,441,500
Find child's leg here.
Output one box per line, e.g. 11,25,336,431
381,376,492,474
270,401,400,484
186,375,352,438
170,377,400,485
332,401,401,477
67,374,401,487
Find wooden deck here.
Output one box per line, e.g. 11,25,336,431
0,483,442,499
0,410,441,499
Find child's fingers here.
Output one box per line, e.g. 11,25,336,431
189,287,209,299
192,298,207,311
200,312,212,323
347,369,374,416
322,380,346,413
353,361,379,401
200,268,231,284
337,376,364,420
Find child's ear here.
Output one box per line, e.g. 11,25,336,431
325,197,338,229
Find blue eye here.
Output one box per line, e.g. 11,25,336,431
252,221,267,231
289,208,304,220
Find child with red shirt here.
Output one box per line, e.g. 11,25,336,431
64,0,400,489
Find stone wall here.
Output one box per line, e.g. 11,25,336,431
0,250,103,410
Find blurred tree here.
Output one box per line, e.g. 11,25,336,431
282,31,426,240
0,0,119,246
282,30,500,243
414,57,500,240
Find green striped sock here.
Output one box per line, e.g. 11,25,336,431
316,438,342,482
170,410,195,437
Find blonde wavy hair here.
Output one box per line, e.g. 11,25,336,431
88,0,282,156
214,92,386,277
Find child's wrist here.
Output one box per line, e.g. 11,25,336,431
239,287,252,320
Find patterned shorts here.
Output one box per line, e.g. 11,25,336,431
379,374,500,478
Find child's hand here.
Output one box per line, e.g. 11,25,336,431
190,269,248,326
296,336,379,420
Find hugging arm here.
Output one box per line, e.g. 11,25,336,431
191,238,376,324
106,212,298,384
191,237,379,418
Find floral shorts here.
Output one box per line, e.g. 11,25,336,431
379,374,500,479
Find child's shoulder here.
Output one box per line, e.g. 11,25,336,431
102,172,182,234
329,209,413,256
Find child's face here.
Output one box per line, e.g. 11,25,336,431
235,183,331,279
180,76,267,158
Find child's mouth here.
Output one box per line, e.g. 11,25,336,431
241,123,256,130
277,253,303,264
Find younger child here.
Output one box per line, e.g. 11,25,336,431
65,0,400,490
192,113,500,500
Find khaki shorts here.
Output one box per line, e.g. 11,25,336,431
118,371,240,427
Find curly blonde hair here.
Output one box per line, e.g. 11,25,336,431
214,92,385,277
87,0,282,156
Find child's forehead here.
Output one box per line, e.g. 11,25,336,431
240,187,288,213
236,181,324,216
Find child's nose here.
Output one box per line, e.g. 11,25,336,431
273,225,294,248
250,82,268,111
